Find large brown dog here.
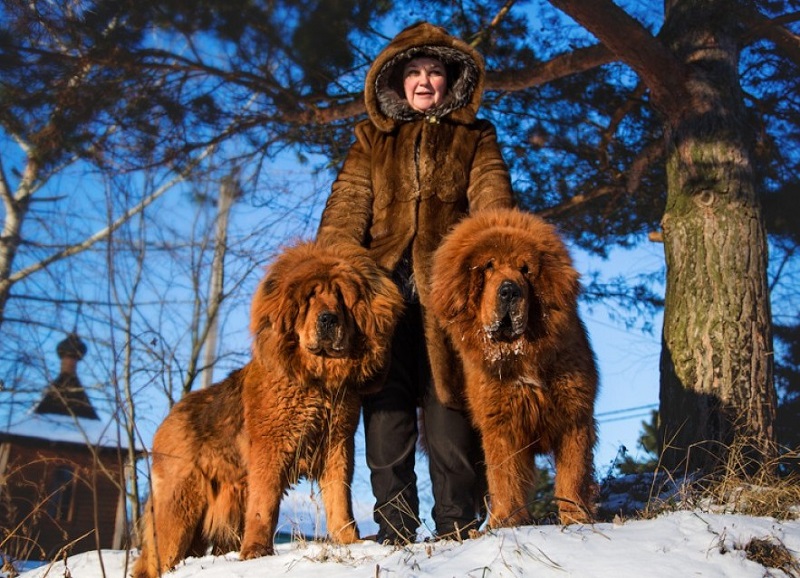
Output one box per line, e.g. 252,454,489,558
133,242,403,578
429,208,598,528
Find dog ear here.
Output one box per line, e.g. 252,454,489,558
534,249,580,311
349,257,404,352
431,242,478,321
250,275,275,336
250,263,298,338
508,213,580,311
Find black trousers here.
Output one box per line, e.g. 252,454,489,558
362,303,486,542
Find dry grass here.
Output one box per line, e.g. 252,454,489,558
648,439,800,520
598,437,800,523
739,536,800,577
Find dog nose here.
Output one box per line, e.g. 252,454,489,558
317,311,339,334
498,280,522,303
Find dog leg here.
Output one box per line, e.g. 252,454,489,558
158,474,208,568
553,424,595,524
132,503,158,578
134,473,206,577
240,452,284,558
481,431,535,528
319,435,359,544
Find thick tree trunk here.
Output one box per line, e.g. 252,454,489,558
658,0,776,473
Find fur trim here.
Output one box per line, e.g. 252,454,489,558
364,22,486,132
374,45,480,124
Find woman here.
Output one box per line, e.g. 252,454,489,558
317,21,514,543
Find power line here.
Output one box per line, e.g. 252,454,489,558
599,412,654,424
595,403,658,418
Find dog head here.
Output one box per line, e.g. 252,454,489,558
431,208,580,361
250,241,403,388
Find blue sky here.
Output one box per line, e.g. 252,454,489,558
574,242,663,473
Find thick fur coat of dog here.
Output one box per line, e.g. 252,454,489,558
133,242,403,578
429,208,598,527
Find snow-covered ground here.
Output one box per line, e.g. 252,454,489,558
17,509,800,578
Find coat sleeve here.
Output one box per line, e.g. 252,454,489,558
316,122,375,248
466,120,515,211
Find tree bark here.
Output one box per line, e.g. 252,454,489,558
658,0,776,473
0,159,37,328
200,171,239,389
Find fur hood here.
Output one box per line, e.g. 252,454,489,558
365,22,485,132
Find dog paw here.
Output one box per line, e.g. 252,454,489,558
328,520,359,544
239,543,274,559
331,525,359,544
487,507,531,529
558,508,592,525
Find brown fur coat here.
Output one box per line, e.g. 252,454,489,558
317,22,514,407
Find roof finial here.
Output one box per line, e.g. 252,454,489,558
56,333,87,361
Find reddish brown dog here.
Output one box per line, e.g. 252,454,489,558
133,242,403,578
429,208,598,527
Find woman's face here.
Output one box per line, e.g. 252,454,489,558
403,57,447,112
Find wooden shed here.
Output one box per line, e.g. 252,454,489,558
0,334,138,563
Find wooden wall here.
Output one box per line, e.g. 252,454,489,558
0,437,127,561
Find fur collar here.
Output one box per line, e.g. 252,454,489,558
365,22,485,132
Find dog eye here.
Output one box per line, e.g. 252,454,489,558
484,260,494,271
520,264,529,275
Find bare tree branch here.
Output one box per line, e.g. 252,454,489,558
626,138,665,194
546,0,690,118
6,145,215,287
538,136,664,219
470,0,519,48
738,7,800,66
539,185,624,219
486,43,616,91
599,83,648,172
